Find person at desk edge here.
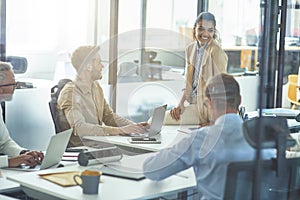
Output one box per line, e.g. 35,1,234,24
165,12,228,126
0,61,44,168
57,45,149,147
143,73,275,200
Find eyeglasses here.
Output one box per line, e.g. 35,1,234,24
0,82,19,88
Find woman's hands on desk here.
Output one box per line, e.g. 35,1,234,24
170,104,185,121
118,122,150,136
8,150,44,167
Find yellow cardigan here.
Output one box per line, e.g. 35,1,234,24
184,39,228,124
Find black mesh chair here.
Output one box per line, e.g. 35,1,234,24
49,79,72,134
224,116,300,200
224,158,300,200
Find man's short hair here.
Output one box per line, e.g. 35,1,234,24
0,62,13,82
71,45,100,73
205,73,241,110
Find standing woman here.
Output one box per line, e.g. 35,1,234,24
166,12,228,126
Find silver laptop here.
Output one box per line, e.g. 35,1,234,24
128,104,167,144
8,129,72,171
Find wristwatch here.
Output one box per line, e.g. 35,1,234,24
19,150,30,155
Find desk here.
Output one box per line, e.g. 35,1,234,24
7,154,196,200
0,169,26,192
0,178,20,194
84,125,190,153
0,169,24,199
246,109,300,133
224,45,300,73
0,161,78,197
0,194,18,200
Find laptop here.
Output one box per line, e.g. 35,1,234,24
8,129,72,171
128,104,167,144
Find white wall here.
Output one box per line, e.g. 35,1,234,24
5,79,55,151
235,75,259,112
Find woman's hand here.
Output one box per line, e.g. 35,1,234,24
170,104,185,121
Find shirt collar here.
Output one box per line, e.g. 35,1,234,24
196,41,207,50
214,113,242,125
74,77,94,94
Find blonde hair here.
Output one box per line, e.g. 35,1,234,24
71,45,100,73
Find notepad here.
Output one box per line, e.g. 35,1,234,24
39,171,80,187
98,165,145,181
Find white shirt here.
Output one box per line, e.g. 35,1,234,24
0,106,23,168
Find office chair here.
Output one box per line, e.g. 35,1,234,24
287,74,300,110
117,62,142,83
224,158,300,200
224,116,300,200
6,56,28,74
49,79,72,134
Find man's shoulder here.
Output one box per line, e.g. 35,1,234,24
57,81,75,103
60,81,74,94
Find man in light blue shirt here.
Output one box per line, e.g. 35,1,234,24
143,73,275,200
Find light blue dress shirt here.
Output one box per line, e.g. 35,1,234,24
143,114,276,200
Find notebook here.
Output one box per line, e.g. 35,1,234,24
8,129,72,171
97,165,145,180
128,104,167,144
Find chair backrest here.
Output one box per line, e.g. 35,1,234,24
242,116,296,149
287,74,298,103
49,79,72,133
6,56,28,74
243,116,296,177
224,158,300,200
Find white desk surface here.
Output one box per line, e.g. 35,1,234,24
84,125,193,152
0,169,24,193
0,194,18,200
0,160,78,194
6,154,196,200
0,178,20,193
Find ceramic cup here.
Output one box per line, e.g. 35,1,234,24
73,170,101,194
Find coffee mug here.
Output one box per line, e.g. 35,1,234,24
73,170,101,194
